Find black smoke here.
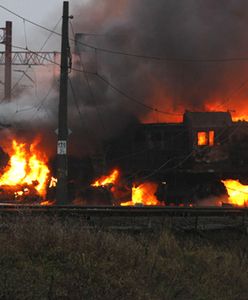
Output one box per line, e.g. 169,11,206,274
71,0,248,120
3,1,248,158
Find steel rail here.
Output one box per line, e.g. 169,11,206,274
0,205,247,217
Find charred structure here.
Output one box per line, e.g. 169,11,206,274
100,111,248,205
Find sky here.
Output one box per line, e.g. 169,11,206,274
0,0,84,51
1,0,248,130
0,0,80,130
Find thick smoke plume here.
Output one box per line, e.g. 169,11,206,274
2,1,248,158
71,0,248,124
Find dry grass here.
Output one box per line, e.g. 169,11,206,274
0,216,248,300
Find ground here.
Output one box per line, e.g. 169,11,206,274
0,215,248,300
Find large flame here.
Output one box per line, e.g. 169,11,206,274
0,139,50,198
91,170,162,206
121,182,161,206
92,169,119,187
222,179,248,206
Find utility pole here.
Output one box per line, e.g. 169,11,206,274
4,21,12,100
56,1,70,204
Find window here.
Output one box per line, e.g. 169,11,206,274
197,131,214,146
209,130,214,146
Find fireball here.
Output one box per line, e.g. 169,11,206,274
0,139,50,199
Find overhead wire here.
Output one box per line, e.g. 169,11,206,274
2,3,248,191
66,16,243,180
29,84,55,123
11,45,248,120
213,78,248,110
6,9,248,117
134,114,243,181
1,17,61,103
69,21,107,133
3,4,248,63
11,43,183,117
4,8,245,118
68,77,93,137
7,18,62,124
95,72,182,116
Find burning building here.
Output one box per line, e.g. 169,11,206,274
0,111,247,206
94,111,248,206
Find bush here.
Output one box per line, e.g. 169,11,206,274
0,216,247,299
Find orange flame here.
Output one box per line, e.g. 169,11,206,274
197,132,208,146
0,140,50,198
40,200,55,206
197,131,215,146
49,177,57,188
209,130,214,146
121,182,161,206
222,179,248,206
92,169,119,187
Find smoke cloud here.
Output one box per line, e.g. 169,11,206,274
71,0,248,124
2,1,248,157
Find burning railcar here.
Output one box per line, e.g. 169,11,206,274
99,111,248,205
0,111,247,206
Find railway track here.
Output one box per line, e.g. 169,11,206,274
0,205,247,231
0,204,246,217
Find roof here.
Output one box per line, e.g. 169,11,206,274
183,111,232,128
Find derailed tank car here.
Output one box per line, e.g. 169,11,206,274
103,111,248,205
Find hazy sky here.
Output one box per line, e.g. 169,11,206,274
0,0,84,51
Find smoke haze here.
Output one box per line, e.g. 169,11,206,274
2,1,248,156
71,0,248,123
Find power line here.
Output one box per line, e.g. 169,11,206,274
10,43,182,117
7,18,61,102
68,77,99,143
5,18,61,120
13,43,248,120
95,72,182,116
39,18,61,51
70,21,107,133
135,112,244,181
11,45,96,76
3,4,248,63
213,78,248,110
29,84,55,123
0,5,62,38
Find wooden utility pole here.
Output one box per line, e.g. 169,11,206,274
4,21,12,100
56,1,70,204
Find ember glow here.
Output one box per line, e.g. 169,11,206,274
197,130,214,146
40,200,55,206
121,182,161,206
197,132,208,146
92,169,119,187
0,139,50,198
222,179,248,206
49,177,57,188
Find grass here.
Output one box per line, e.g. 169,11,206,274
0,216,248,299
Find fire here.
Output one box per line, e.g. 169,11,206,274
0,139,50,198
121,182,161,206
49,177,57,188
92,169,119,187
197,131,214,146
222,179,248,206
197,132,208,146
209,130,214,146
205,102,248,122
40,200,55,206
